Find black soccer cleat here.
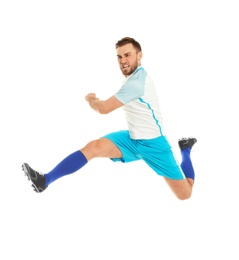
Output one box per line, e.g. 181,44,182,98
22,163,47,193
178,137,197,151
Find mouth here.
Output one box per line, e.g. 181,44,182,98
122,64,129,70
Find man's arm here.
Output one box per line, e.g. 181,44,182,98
85,93,123,114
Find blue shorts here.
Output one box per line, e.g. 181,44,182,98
102,130,185,180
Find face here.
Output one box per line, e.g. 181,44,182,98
116,43,142,76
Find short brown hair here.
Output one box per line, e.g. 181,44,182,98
115,37,142,53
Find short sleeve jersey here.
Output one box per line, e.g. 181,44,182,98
114,66,164,140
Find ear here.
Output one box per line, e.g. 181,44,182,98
137,51,142,66
138,51,143,61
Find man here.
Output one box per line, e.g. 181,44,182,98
22,37,197,200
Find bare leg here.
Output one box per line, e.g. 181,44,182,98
164,177,194,200
83,139,195,200
81,137,122,161
43,138,122,187
83,138,195,200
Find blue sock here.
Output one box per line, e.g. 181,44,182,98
180,147,195,180
44,150,88,186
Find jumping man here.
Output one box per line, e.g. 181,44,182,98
22,37,197,200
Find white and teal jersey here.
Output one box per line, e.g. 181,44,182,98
114,66,164,140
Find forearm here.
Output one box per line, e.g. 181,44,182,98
85,93,105,114
85,93,123,114
88,97,103,113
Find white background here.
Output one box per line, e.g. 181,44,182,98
1,0,239,259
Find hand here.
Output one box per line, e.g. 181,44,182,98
85,93,97,102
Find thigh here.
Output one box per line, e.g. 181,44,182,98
139,136,185,180
81,138,122,161
102,130,141,163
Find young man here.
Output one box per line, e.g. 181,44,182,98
22,37,197,200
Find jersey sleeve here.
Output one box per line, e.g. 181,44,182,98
114,67,147,104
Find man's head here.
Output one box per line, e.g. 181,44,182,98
116,37,142,76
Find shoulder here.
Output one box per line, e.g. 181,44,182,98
126,66,148,85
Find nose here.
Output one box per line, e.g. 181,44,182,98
120,57,127,64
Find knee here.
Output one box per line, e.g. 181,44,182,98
81,140,101,160
176,191,192,200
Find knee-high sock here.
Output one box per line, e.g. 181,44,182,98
180,147,195,180
44,150,88,186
